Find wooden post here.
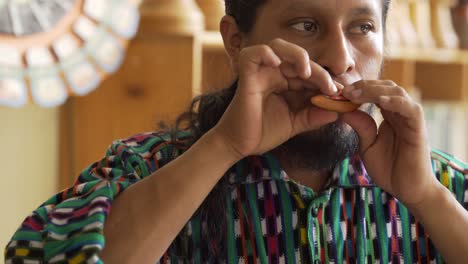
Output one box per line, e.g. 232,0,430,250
452,2,468,49
388,0,420,49
409,0,436,48
430,0,459,49
138,0,205,35
196,0,225,31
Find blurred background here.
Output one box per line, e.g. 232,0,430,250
0,0,467,258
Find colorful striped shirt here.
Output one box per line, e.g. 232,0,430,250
5,131,468,263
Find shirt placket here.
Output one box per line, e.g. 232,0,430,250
306,191,332,264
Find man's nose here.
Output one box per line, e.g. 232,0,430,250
315,31,356,77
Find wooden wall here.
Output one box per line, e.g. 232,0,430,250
59,0,468,188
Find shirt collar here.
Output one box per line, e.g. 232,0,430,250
228,151,375,189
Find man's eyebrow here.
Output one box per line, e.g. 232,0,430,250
280,2,380,18
349,7,380,18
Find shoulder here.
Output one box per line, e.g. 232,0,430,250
77,130,195,182
107,130,194,160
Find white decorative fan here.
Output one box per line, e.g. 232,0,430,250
0,0,141,108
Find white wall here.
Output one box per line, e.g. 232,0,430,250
0,105,59,263
423,102,468,161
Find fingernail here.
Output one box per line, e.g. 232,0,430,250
334,81,344,90
331,84,338,94
351,89,362,98
275,57,282,66
305,66,311,77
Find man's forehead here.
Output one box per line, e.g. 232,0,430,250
273,0,381,14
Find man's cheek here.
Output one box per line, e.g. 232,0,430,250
357,59,383,79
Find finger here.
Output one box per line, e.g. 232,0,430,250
291,106,338,136
268,38,311,79
334,81,345,91
285,78,333,92
239,45,282,75
343,83,408,105
349,79,397,87
340,110,378,154
378,96,425,131
279,63,301,79
269,39,339,95
302,61,339,95
280,66,339,96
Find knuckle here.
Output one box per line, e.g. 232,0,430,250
298,49,310,62
353,79,365,88
258,44,271,52
395,86,407,96
257,44,271,54
239,47,248,56
238,49,248,64
384,80,397,86
239,46,253,58
413,103,423,114
269,38,285,47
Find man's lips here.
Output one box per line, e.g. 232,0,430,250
326,95,349,101
325,90,350,101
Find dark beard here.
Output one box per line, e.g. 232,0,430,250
280,103,376,170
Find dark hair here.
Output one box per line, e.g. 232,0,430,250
164,0,392,259
226,0,392,33
225,0,267,33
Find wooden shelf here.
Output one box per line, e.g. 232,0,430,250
385,48,467,101
200,31,468,101
201,31,468,63
386,47,468,63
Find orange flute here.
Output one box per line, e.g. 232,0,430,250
310,92,360,113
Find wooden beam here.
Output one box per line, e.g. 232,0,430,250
416,60,467,101
196,0,224,31
138,0,204,35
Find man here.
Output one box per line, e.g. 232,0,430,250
5,0,468,263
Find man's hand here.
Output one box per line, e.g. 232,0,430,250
212,38,340,159
341,80,439,208
341,80,468,262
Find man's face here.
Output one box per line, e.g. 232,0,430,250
240,0,385,169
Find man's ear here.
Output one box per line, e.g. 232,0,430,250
220,15,244,73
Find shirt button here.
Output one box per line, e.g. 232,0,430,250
312,207,319,217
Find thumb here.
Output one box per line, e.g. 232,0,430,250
292,107,338,136
341,111,378,154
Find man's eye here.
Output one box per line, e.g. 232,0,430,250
350,23,375,35
291,21,319,33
